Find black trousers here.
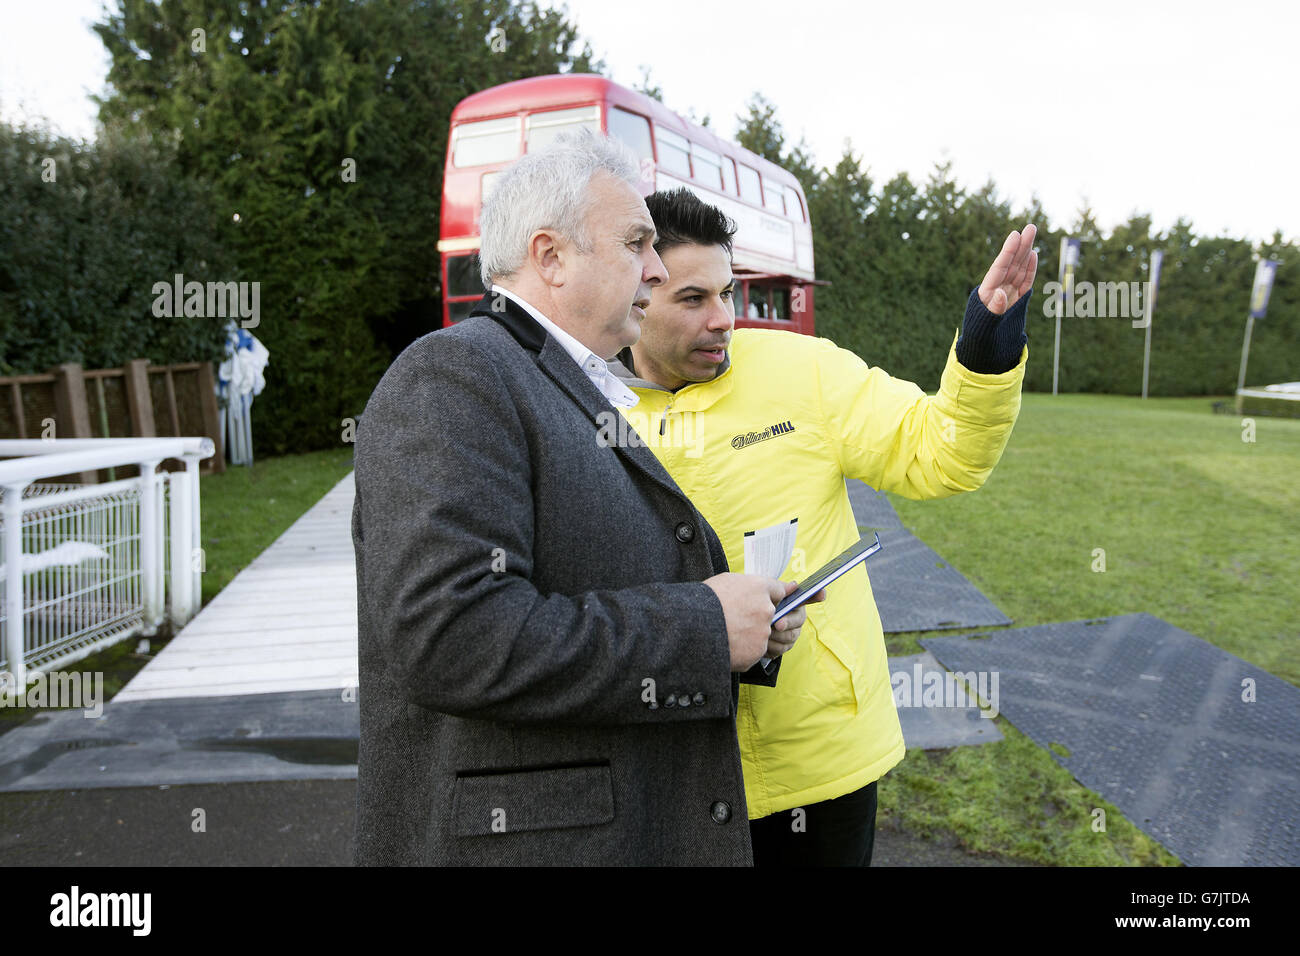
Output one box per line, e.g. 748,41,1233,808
749,781,878,867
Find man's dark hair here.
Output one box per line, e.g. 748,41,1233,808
645,188,736,259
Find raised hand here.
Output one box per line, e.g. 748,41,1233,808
978,224,1038,315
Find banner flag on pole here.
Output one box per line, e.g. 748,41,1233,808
1148,249,1164,310
1250,259,1278,319
1057,238,1082,315
1051,237,1079,396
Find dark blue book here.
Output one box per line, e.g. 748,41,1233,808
771,532,883,623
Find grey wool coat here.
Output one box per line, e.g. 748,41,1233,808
351,292,778,866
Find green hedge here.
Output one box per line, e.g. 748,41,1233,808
0,122,233,376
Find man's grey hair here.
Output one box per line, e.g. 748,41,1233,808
478,127,641,288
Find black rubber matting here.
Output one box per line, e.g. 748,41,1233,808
0,689,358,792
845,479,903,530
890,652,1003,749
868,528,1012,633
922,613,1300,866
845,480,1011,633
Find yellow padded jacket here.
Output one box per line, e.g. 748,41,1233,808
613,327,1026,818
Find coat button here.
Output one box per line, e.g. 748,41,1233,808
710,801,731,824
693,692,705,706
675,522,695,543
648,700,659,710
664,695,676,708
677,694,691,708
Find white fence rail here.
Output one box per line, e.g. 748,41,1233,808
0,438,214,692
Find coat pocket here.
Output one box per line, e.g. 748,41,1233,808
452,763,615,837
808,619,862,715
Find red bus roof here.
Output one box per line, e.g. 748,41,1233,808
451,73,805,195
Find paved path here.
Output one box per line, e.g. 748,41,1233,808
114,474,358,702
0,779,1034,866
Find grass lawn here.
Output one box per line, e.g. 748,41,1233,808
874,392,1300,865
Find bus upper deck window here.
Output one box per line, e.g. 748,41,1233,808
785,186,806,221
526,105,601,152
453,116,520,167
763,178,786,214
691,143,723,189
655,127,691,177
608,106,653,160
722,157,737,195
737,164,761,205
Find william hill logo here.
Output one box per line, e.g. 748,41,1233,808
731,420,796,450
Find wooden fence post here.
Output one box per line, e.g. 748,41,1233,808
51,363,96,483
195,362,225,474
7,382,25,439
124,359,157,438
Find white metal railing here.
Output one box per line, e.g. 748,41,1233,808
0,438,214,692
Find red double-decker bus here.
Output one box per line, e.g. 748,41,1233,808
439,74,818,333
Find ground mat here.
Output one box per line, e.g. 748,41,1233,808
889,652,1004,749
922,613,1300,866
845,479,903,530
0,689,358,792
868,528,1013,633
845,480,1012,633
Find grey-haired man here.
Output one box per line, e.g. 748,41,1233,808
351,130,810,865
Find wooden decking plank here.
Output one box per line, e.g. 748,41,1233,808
115,472,360,702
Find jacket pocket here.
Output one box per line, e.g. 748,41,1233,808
808,619,862,714
452,763,615,837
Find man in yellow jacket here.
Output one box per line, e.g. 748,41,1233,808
609,188,1035,866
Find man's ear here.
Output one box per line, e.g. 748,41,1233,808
529,229,567,289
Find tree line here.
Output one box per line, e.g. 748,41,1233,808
2,0,601,454
735,94,1297,396
2,0,1294,458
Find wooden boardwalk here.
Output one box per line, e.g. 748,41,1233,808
114,473,358,702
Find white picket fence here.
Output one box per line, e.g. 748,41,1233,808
0,438,213,692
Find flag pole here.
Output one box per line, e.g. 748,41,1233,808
1053,237,1067,396
1236,312,1256,396
1141,249,1162,399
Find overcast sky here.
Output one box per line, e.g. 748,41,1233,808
4,0,1296,243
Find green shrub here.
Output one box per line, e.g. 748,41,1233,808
0,121,234,375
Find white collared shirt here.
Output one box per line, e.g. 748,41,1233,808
490,285,639,410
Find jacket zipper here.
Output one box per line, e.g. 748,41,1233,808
660,394,676,436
